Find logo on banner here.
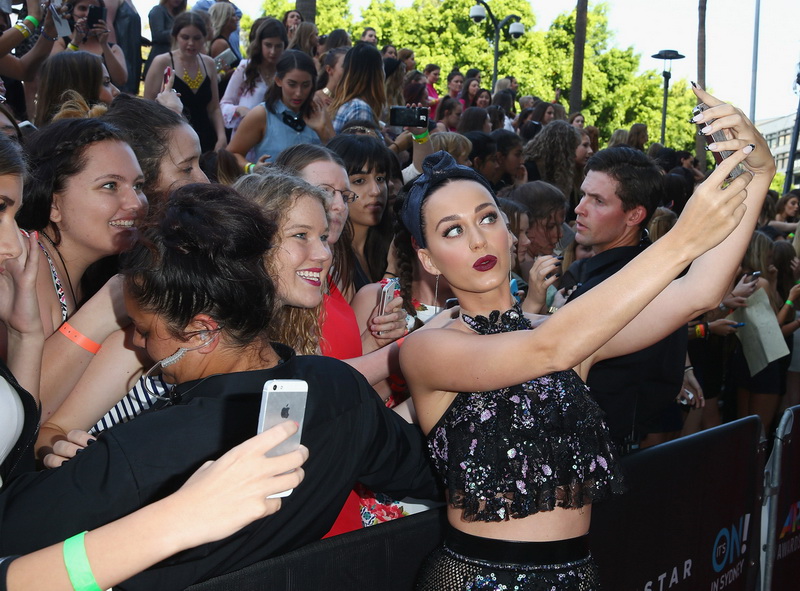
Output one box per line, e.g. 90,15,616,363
640,560,692,590
710,513,750,590
777,500,800,560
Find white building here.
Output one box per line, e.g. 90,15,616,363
757,112,799,189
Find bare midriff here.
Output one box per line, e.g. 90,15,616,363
448,504,592,542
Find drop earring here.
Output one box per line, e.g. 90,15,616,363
434,274,440,309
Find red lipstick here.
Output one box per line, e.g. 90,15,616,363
473,255,497,272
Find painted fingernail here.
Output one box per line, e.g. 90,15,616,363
691,81,697,88
86,438,96,445
707,143,718,151
76,448,83,453
743,143,755,154
556,255,564,260
691,113,703,123
700,125,712,135
555,273,562,278
554,261,562,266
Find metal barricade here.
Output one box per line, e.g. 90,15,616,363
761,405,800,591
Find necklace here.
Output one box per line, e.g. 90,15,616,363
181,56,204,90
259,67,274,87
39,231,78,308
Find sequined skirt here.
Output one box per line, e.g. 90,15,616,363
416,526,601,591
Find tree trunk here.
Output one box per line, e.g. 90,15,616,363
569,0,588,113
296,0,316,23
695,0,707,167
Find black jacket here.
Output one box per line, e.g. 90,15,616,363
0,345,438,590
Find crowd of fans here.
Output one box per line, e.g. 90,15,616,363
0,0,789,589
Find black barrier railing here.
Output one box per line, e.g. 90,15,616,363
187,508,446,591
591,416,765,591
761,405,800,591
186,416,767,591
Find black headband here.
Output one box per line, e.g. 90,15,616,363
400,151,495,248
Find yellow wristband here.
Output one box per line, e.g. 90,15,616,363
13,22,31,39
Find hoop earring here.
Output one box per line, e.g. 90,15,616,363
434,274,440,309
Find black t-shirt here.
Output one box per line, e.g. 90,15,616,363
566,242,687,445
0,345,437,590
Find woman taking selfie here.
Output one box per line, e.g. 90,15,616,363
400,88,772,589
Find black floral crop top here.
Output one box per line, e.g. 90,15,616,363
426,306,625,522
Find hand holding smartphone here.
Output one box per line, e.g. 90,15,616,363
693,102,746,183
257,379,308,498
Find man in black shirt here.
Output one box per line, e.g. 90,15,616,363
565,147,687,453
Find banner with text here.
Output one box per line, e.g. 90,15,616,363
590,416,765,591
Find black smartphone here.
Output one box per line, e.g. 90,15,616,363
86,5,106,30
389,106,429,127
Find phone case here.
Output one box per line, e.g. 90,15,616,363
258,380,308,498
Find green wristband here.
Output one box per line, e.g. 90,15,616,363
24,14,40,28
787,299,794,308
63,531,102,591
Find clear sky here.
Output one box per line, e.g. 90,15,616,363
136,0,800,121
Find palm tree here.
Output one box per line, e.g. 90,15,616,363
296,0,316,23
569,0,588,114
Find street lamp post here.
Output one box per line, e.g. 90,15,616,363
783,65,800,194
469,0,524,91
652,49,685,145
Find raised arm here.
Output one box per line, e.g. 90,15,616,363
1,232,44,399
401,140,751,396
0,8,58,81
589,88,775,365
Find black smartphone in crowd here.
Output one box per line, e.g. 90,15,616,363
390,106,429,127
86,5,106,30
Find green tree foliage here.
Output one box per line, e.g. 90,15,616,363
258,0,352,35
252,0,697,151
239,13,254,53
315,0,353,36
260,0,293,20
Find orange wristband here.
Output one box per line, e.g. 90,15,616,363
58,322,101,354
396,336,405,348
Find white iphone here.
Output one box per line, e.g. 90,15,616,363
258,379,308,497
